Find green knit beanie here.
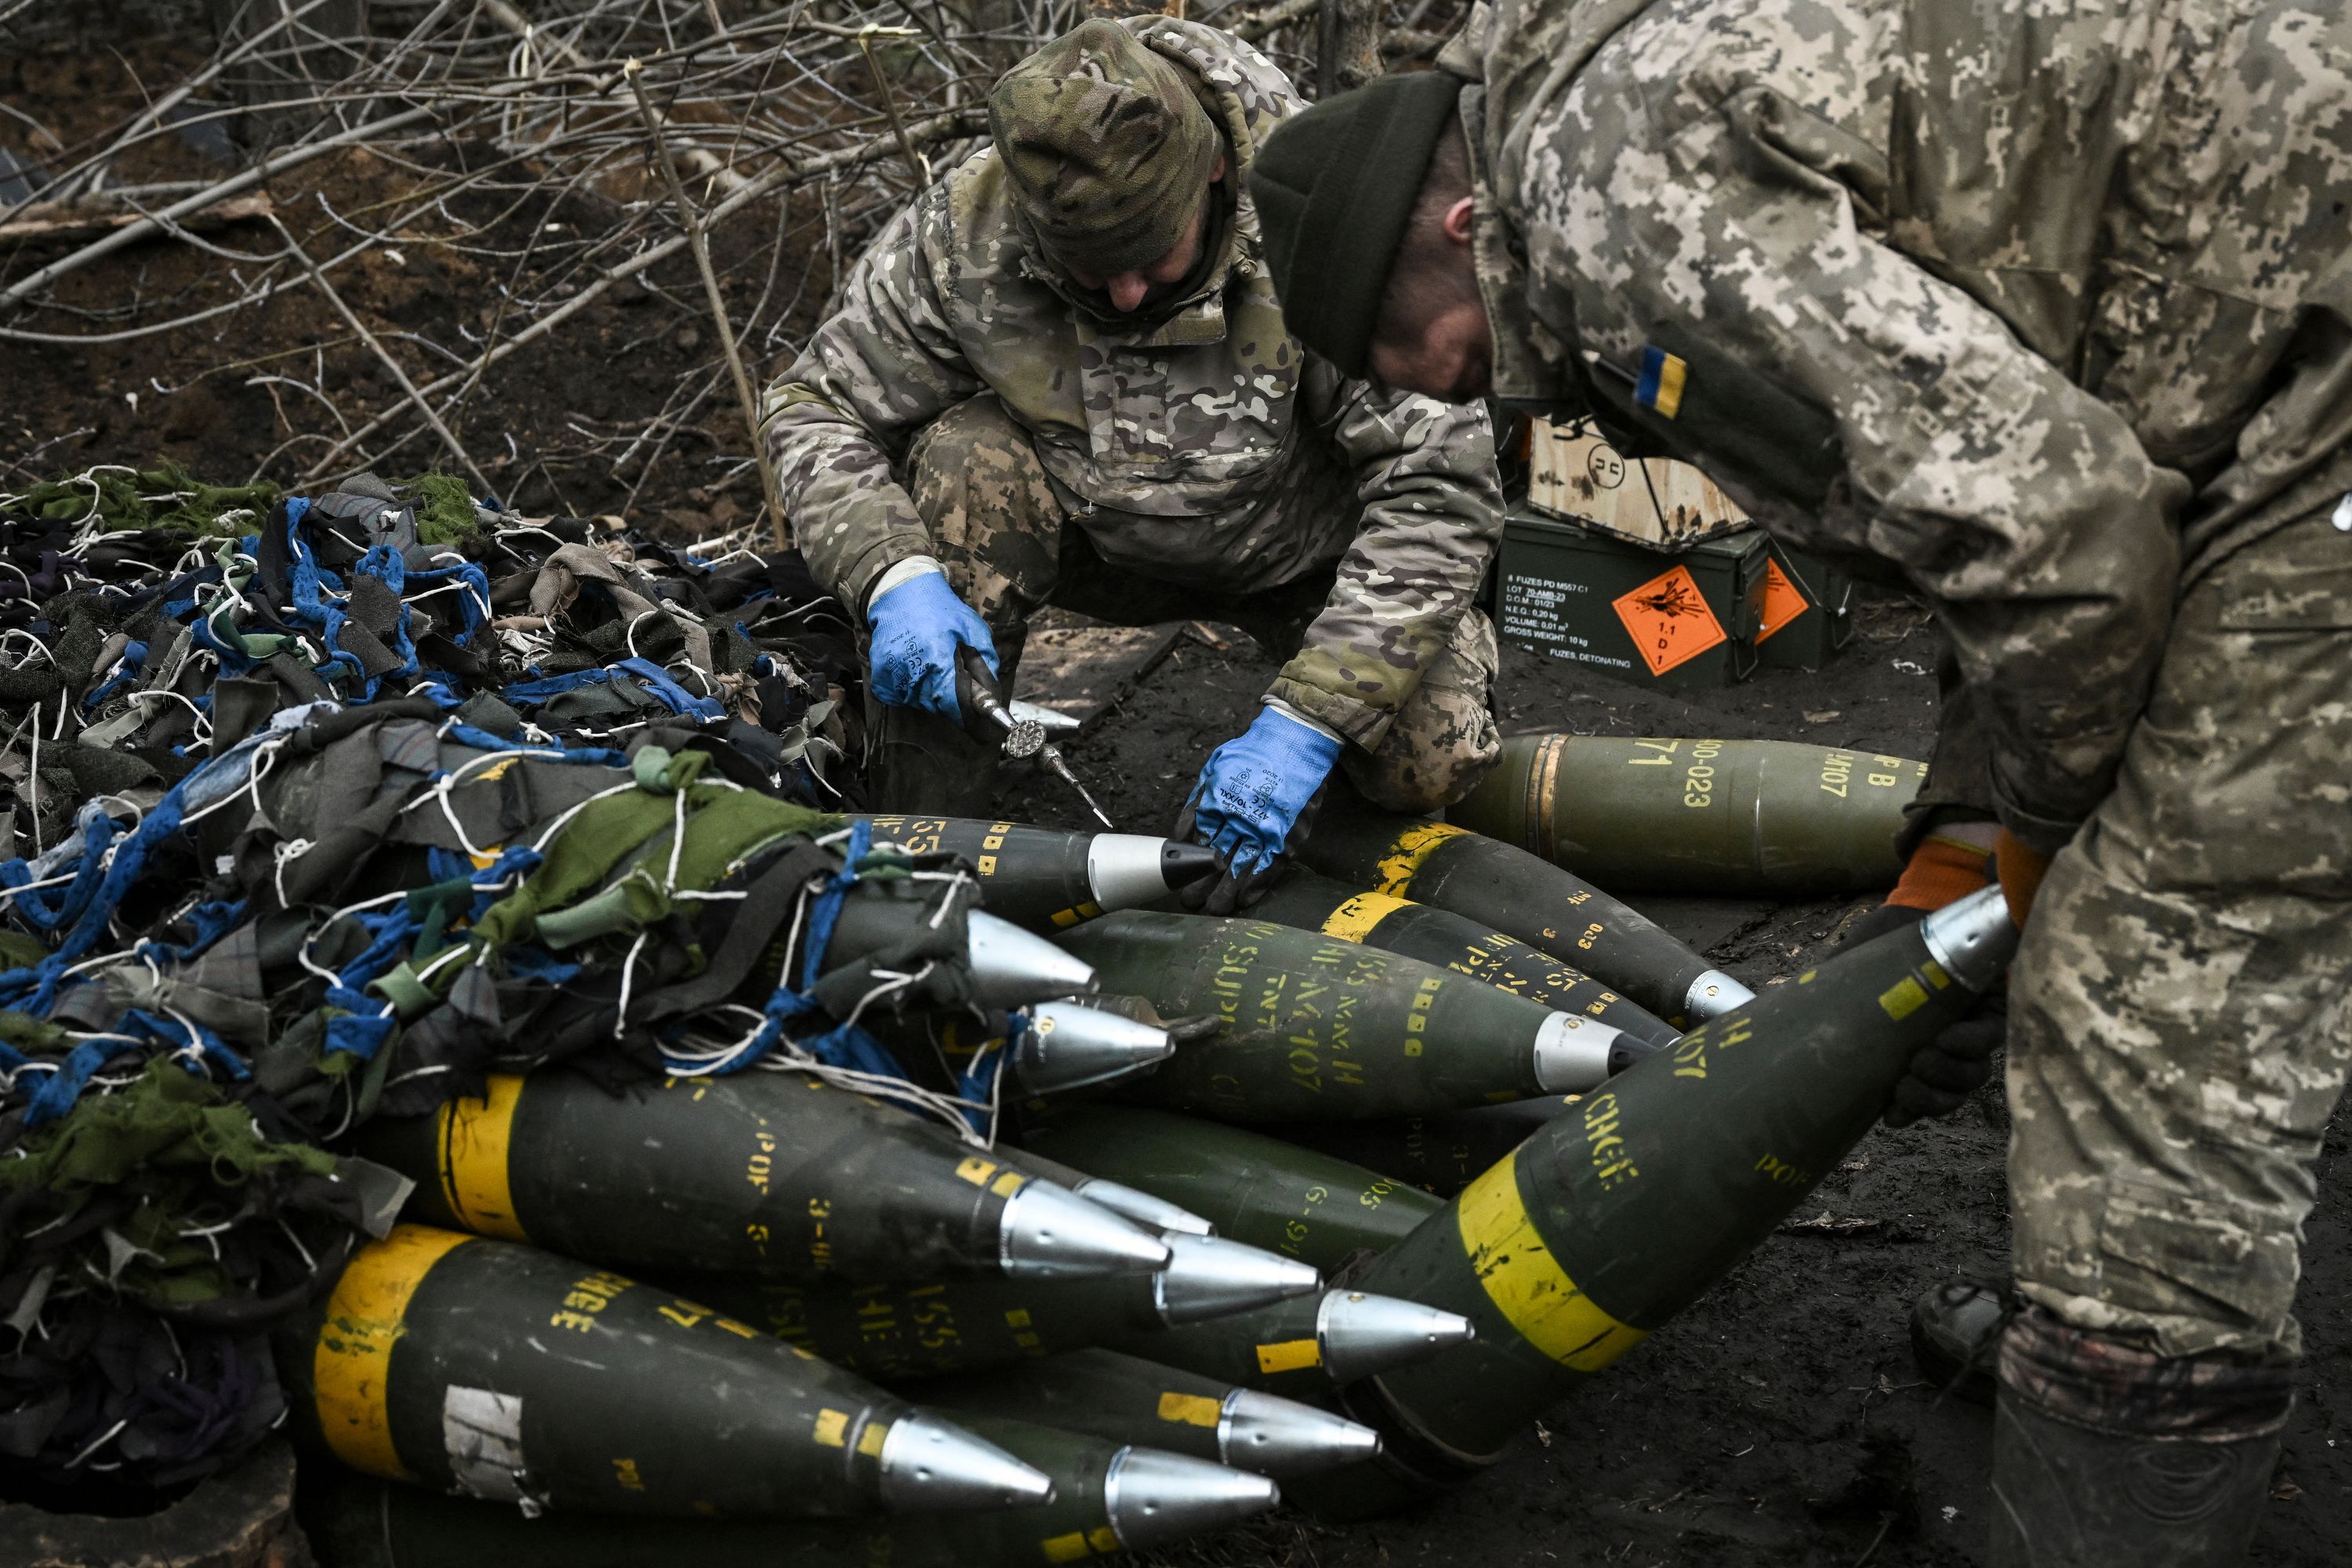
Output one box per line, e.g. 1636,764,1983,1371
989,20,1223,277
1248,71,1463,377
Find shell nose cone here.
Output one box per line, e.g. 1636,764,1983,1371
966,911,1099,1009
1682,967,1755,1020
877,1412,1058,1512
999,1179,1172,1279
1153,1236,1322,1325
1316,1291,1476,1382
1084,834,1222,910
1218,1389,1383,1476
1104,1448,1282,1548
1014,1001,1175,1094
1919,884,2020,992
1530,1012,1625,1093
1072,1176,1217,1237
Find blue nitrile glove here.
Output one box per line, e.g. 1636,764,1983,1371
1184,706,1345,876
866,571,998,722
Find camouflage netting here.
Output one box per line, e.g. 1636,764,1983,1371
0,467,1012,1500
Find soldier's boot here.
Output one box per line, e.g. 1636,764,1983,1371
1991,1307,2292,1568
1909,1278,2009,1406
870,701,1001,817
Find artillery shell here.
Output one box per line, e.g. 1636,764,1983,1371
690,1234,1319,1381
279,1225,1049,1518
1450,733,1927,897
1018,1107,1443,1272
917,1348,1382,1478
999,1145,1218,1237
1057,911,1632,1119
860,815,1221,930
304,1413,1276,1567
1261,1099,1582,1200
1248,870,1681,1051
360,1072,1167,1283
1346,888,2017,1478
1299,807,1751,1025
1115,1290,1475,1397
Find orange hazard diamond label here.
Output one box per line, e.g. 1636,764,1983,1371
1757,558,1810,644
1612,565,1726,677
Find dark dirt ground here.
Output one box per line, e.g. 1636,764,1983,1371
1003,593,2352,1568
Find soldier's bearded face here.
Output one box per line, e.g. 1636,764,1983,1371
1062,160,1224,314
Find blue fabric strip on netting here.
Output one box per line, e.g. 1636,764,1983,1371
503,659,724,722
659,820,887,1080
80,639,147,711
22,1036,139,1127
2,806,119,933
123,1007,251,1081
436,723,628,764
0,735,271,1017
320,905,415,1060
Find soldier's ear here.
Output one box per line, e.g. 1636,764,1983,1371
1210,152,1228,184
1442,195,1474,245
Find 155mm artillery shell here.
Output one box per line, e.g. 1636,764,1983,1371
1057,913,1631,1120
861,816,1221,930
305,1413,1276,1568
1263,1100,1580,1200
916,1348,1381,1479
1019,1107,1443,1272
690,1234,1319,1381
280,1225,1049,1518
359,1073,1167,1284
1248,871,1680,1051
1449,734,1926,897
1299,809,1750,1025
1347,888,2017,1476
1115,1290,1475,1398
999,1145,1218,1238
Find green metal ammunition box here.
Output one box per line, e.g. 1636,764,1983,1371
1494,509,1768,690
1755,539,1856,670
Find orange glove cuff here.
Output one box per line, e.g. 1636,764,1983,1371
1884,834,1996,912
1994,829,2053,928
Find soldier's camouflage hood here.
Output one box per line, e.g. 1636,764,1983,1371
989,18,1227,280
1002,17,1261,323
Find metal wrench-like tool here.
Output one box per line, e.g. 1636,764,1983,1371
956,647,1115,829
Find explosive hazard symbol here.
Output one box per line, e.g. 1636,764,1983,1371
1757,558,1810,644
1612,565,1726,676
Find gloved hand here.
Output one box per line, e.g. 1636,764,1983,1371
1885,991,2006,1127
1836,830,1998,953
866,571,997,723
1180,704,1344,880
1994,829,2052,928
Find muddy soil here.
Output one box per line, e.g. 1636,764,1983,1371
1005,590,2352,1568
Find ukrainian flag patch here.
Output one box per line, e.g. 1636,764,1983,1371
1634,345,1687,419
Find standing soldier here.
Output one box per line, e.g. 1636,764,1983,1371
1247,2,2351,1562
761,18,1505,889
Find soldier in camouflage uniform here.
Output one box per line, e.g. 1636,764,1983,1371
1247,2,2352,1560
760,19,1504,872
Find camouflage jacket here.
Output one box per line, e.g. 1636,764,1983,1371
1442,0,2352,850
764,17,1503,749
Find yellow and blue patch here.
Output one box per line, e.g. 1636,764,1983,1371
1633,346,1686,419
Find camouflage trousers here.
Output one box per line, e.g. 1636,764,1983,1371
877,395,1499,816
2009,494,2352,1361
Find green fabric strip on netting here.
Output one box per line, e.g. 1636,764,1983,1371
462,749,720,955
13,465,279,535
0,1057,338,1199
652,789,843,892
397,472,484,546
